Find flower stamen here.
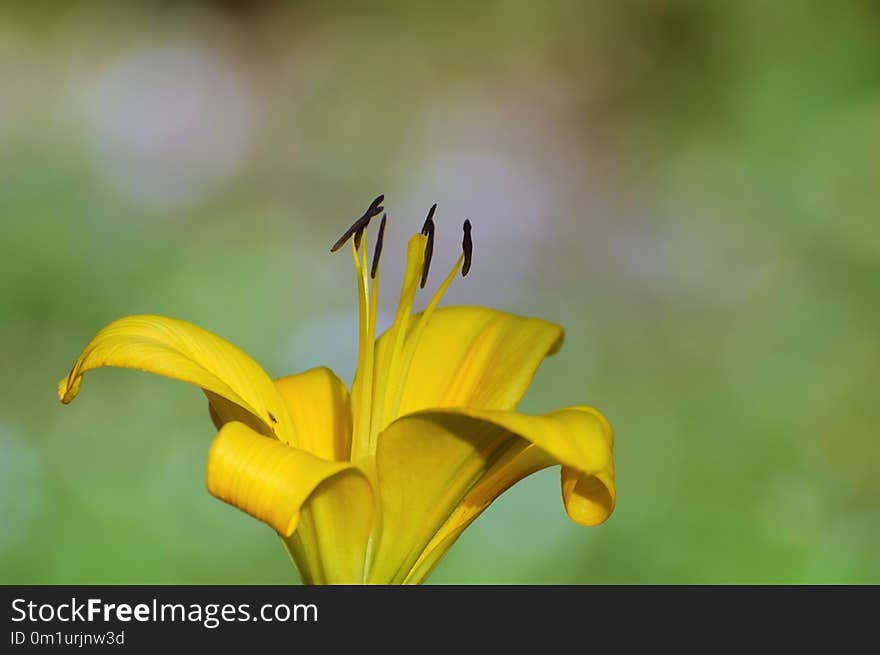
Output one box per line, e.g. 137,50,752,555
370,214,387,280
330,194,384,253
421,203,437,236
349,228,375,463
420,204,437,289
332,201,475,452
372,232,427,435
389,220,472,418
462,219,473,277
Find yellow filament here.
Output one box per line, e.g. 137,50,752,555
371,234,427,441
351,227,463,454
350,234,375,463
363,247,380,451
390,253,464,419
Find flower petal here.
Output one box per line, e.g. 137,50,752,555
369,405,613,584
58,314,296,443
207,421,374,584
374,306,564,423
273,367,352,461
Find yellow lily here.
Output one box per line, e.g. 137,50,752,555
58,197,615,584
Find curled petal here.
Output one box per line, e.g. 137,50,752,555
370,405,613,584
59,314,296,443
207,421,374,584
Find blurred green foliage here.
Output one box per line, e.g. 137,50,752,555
1,0,877,583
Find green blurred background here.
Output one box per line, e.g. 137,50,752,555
1,0,877,584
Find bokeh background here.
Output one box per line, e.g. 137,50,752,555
1,0,878,584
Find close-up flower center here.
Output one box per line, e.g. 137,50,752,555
330,196,474,475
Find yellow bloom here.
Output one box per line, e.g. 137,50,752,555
58,197,615,584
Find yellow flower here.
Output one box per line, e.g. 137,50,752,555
58,197,615,584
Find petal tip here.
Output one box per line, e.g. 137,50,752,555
562,467,616,526
57,373,80,404
545,322,565,356
280,512,300,538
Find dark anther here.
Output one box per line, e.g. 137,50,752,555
421,203,437,236
462,220,473,277
420,204,436,289
268,411,278,423
371,214,387,279
330,194,385,253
